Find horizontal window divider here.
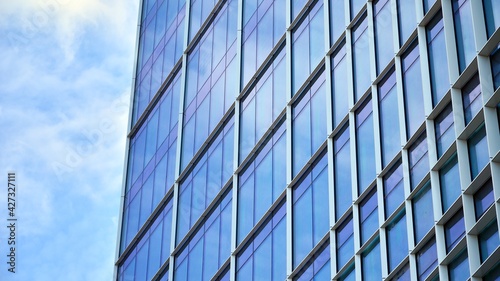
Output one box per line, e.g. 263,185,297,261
287,0,320,33
288,142,328,188
150,257,169,281
288,61,326,106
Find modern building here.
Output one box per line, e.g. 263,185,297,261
115,0,500,280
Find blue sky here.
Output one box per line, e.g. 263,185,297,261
0,0,139,280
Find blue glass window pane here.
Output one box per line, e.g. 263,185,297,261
332,45,349,128
238,125,286,243
177,120,234,243
293,76,327,176
423,0,436,14
435,104,455,158
402,42,424,138
362,240,382,281
236,203,286,281
360,189,378,245
483,0,500,38
412,182,434,244
484,265,500,281
427,12,450,106
292,0,308,20
492,47,500,90
479,220,499,262
292,2,324,94
409,133,429,190
392,263,411,280
356,99,376,193
378,71,400,167
350,0,365,20
334,126,352,220
417,238,438,280
242,0,286,87
339,265,355,281
453,0,475,73
135,243,148,280
440,155,461,212
462,74,482,125
337,216,354,269
387,212,408,272
175,191,232,281
293,155,329,267
330,0,345,45
296,243,331,281
383,161,404,218
374,0,394,75
240,51,286,161
448,250,469,281
352,17,371,102
474,179,494,220
397,0,416,46
468,124,489,179
445,209,465,253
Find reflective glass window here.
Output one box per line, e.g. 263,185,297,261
374,0,394,75
331,44,349,128
329,0,345,45
240,51,286,161
238,124,286,244
177,120,234,243
412,182,434,244
334,125,352,220
462,74,482,125
474,179,494,220
242,0,286,87
468,124,489,179
483,0,500,38
423,0,437,15
445,209,466,253
295,242,331,281
409,132,429,190
390,263,411,281
402,42,424,138
122,75,181,251
397,0,416,46
133,0,186,123
362,240,382,281
427,12,450,107
417,238,438,280
189,0,216,41
452,0,475,73
336,216,354,270
448,250,469,281
182,0,238,168
356,98,376,193
293,154,329,267
435,103,455,158
118,200,173,281
236,202,286,281
350,0,365,20
352,16,371,102
387,211,408,272
292,0,308,21
360,189,378,245
440,154,461,212
383,161,404,218
292,2,324,94
479,220,499,262
174,191,232,281
339,265,355,281
292,75,327,176
491,46,500,89
378,71,400,167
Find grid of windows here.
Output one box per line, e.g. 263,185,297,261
117,1,500,280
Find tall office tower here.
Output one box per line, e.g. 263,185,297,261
116,0,500,280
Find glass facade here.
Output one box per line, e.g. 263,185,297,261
117,1,500,280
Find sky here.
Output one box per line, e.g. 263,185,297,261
0,0,139,280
